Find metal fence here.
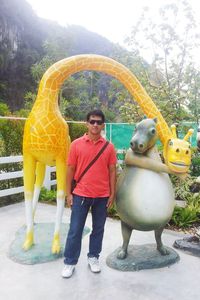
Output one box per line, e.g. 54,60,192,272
105,122,198,150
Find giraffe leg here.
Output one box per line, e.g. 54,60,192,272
32,162,46,218
52,158,67,254
23,153,36,251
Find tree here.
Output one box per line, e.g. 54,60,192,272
125,0,200,124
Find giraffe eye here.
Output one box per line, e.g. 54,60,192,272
176,148,180,153
186,150,189,154
169,140,173,146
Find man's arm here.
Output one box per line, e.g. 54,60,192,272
107,164,116,208
66,165,76,207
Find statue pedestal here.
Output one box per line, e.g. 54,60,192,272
173,236,200,257
106,244,179,271
8,223,90,265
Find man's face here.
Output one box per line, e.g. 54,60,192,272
87,115,105,135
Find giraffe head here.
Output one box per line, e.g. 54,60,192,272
163,125,194,173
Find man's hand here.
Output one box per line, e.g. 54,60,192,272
66,194,73,207
107,195,115,209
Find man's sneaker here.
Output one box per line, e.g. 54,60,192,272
62,265,75,278
88,257,101,273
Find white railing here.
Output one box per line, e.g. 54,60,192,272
0,156,56,198
0,151,125,198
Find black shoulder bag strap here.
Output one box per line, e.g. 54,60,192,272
76,140,109,185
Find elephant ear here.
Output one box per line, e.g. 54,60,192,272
153,117,158,124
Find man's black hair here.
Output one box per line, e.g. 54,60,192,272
86,110,105,123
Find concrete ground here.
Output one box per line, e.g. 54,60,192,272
1,202,200,300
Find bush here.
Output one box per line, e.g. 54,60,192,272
39,187,56,203
191,151,200,177
68,122,87,141
170,175,195,201
169,175,200,229
0,119,25,202
0,119,25,156
170,200,200,228
0,193,24,207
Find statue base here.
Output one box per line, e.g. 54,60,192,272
8,222,90,265
106,244,180,271
173,236,200,257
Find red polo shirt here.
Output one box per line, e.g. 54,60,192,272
68,134,117,198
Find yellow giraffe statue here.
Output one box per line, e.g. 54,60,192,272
23,54,193,254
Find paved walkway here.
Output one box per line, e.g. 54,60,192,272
1,202,200,300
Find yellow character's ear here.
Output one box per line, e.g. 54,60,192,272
171,124,177,138
183,129,194,141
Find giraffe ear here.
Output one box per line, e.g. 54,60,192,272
153,117,157,124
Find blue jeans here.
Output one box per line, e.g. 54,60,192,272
64,194,108,265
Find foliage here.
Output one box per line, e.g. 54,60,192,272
191,151,200,177
170,175,194,201
0,102,10,116
39,187,56,203
125,0,200,124
169,174,200,228
0,194,24,207
68,122,87,141
170,205,200,228
24,92,37,111
0,118,25,156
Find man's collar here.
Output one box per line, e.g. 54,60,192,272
83,133,104,143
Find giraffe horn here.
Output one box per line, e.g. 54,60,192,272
171,124,177,138
183,128,194,141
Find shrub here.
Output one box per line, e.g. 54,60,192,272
68,122,87,141
39,187,56,204
170,175,195,201
0,119,25,156
169,176,200,229
170,205,200,228
191,151,200,177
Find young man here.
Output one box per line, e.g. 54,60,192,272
62,109,117,278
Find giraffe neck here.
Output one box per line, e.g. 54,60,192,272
33,54,172,145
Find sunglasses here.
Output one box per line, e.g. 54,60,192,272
89,119,104,125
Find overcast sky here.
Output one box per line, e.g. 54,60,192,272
26,0,200,46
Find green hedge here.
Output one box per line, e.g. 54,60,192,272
68,122,87,141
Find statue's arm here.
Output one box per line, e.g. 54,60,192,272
125,149,172,174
